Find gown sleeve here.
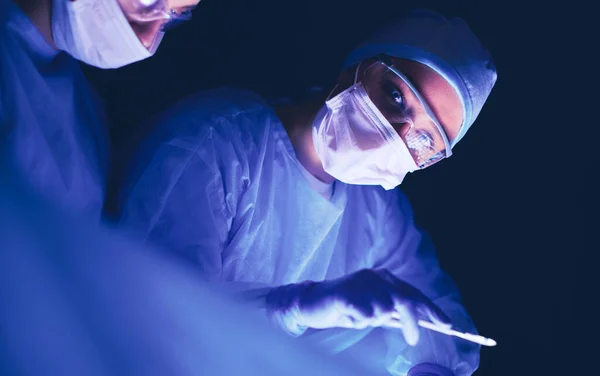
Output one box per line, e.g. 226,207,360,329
372,190,480,376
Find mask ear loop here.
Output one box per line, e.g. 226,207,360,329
326,85,339,101
354,62,362,85
326,62,364,101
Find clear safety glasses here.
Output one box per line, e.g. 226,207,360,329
360,54,453,168
118,0,195,32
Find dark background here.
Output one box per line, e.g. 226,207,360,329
84,0,584,375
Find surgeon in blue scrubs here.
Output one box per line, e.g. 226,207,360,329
0,0,199,216
119,9,497,376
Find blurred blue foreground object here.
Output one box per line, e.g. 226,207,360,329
0,162,382,376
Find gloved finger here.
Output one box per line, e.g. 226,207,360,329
339,302,373,329
369,303,395,327
377,270,430,306
423,306,452,329
381,315,404,329
415,299,451,327
337,315,358,329
393,303,420,346
348,298,376,318
350,288,396,328
332,303,360,328
366,286,395,316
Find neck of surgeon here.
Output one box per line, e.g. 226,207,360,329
276,95,336,184
14,0,55,48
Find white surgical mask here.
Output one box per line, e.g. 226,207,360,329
52,0,160,69
312,72,418,190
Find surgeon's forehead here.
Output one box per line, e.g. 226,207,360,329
388,57,463,143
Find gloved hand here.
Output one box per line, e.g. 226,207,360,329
266,268,451,345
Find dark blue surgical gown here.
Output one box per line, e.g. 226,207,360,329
0,0,108,217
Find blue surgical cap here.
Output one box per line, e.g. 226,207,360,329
343,9,497,147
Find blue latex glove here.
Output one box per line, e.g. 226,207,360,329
266,268,451,345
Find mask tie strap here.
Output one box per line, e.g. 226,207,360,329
353,62,362,85
326,62,363,102
326,85,339,101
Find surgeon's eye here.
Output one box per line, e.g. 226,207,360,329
391,89,403,104
383,81,407,112
387,83,404,107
